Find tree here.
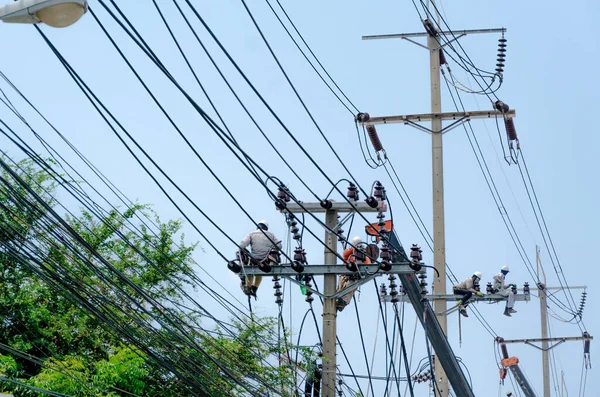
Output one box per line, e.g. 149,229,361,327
0,155,304,396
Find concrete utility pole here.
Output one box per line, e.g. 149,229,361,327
499,333,593,397
537,248,551,397
361,20,509,396
236,200,420,397
322,209,338,395
427,14,449,396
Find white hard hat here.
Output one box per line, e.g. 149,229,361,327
351,236,362,246
501,265,509,272
258,220,269,229
473,271,482,280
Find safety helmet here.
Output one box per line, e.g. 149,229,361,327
258,220,269,230
351,236,362,246
472,271,482,280
501,265,509,272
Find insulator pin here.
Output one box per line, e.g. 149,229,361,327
277,187,290,202
347,183,359,201
292,247,306,273
374,182,385,200
366,124,384,152
410,244,423,262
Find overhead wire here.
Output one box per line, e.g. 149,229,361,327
89,0,410,283
0,151,292,392
517,151,583,324
265,0,360,115
353,298,376,397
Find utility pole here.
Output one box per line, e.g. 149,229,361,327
427,9,449,395
360,19,509,397
234,200,421,397
322,208,338,396
534,248,589,397
537,247,551,397
498,334,593,397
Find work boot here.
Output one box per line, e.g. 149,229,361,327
504,308,512,317
250,286,258,299
241,284,251,296
509,308,517,314
336,298,346,312
459,307,468,318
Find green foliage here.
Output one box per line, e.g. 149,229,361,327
0,156,303,396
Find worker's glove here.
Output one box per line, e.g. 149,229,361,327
475,291,484,297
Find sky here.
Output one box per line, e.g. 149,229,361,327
0,0,598,396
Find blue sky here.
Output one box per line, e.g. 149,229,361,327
0,0,598,395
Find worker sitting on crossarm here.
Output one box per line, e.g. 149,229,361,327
336,236,370,312
238,220,282,298
493,265,517,317
452,271,484,317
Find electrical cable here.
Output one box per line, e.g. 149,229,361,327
265,0,359,115
91,1,405,269
0,159,284,395
353,298,376,397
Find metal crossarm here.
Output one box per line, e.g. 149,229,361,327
239,262,417,276
380,293,530,306
358,109,516,126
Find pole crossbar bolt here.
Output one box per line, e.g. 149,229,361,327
356,112,370,122
320,199,333,209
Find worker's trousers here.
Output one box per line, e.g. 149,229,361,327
245,275,262,290
242,253,279,292
337,275,357,305
453,288,473,306
497,289,515,308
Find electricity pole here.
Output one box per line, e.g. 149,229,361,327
234,200,417,397
322,208,338,395
537,247,551,397
427,13,449,396
360,15,510,397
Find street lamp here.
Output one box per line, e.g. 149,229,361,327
0,0,87,28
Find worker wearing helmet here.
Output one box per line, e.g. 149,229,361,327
493,265,517,317
336,236,371,311
238,220,282,297
452,272,484,317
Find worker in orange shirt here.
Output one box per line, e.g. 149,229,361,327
336,236,371,311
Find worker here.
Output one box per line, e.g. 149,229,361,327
493,265,517,317
452,271,484,317
336,236,371,311
238,220,282,297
